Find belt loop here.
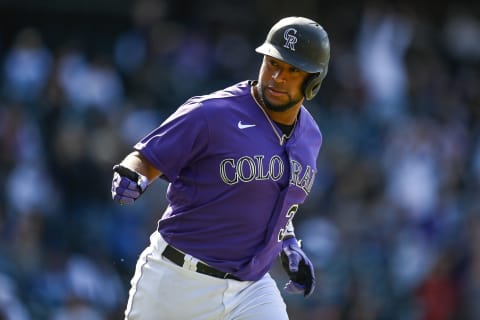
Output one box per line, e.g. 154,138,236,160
183,254,199,271
152,231,168,255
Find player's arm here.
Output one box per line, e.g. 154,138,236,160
111,151,162,204
117,151,162,181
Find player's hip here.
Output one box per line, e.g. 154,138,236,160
125,231,288,319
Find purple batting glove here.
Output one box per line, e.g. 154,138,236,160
111,165,149,205
280,237,316,298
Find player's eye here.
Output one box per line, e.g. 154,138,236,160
269,59,278,67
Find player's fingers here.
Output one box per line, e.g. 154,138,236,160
118,178,140,190
284,281,305,294
113,194,135,205
113,173,139,190
116,187,141,199
287,251,301,272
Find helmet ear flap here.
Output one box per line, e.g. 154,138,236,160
303,73,323,100
303,64,328,100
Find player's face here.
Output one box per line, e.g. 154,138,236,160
257,56,309,112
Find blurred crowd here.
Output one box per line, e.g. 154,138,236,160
0,0,479,319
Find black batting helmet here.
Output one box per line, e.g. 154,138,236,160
255,16,330,100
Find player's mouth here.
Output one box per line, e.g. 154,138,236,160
266,87,288,98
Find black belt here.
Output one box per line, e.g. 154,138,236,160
162,245,241,281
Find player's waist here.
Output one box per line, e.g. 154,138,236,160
156,225,279,281
161,243,242,281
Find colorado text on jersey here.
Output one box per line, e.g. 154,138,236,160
219,155,316,195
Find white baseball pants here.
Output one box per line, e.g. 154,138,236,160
124,231,289,320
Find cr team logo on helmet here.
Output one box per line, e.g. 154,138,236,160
283,28,298,51
256,16,330,100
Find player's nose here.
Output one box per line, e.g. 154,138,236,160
271,69,287,82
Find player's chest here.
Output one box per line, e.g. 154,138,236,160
210,129,315,191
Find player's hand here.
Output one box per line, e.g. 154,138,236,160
280,237,316,298
111,164,149,205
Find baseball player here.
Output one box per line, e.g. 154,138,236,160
111,16,330,320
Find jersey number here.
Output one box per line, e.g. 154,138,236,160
277,204,299,242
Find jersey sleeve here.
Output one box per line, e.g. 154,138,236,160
134,100,209,182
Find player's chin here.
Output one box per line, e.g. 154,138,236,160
265,92,290,108
264,101,294,113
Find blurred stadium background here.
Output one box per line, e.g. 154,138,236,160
0,0,479,319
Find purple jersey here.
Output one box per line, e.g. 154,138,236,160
134,80,322,280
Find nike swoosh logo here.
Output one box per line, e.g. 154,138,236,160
238,121,256,129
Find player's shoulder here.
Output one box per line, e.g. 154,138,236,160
298,106,322,139
212,80,252,99
186,80,252,109
168,81,251,123
299,106,320,130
